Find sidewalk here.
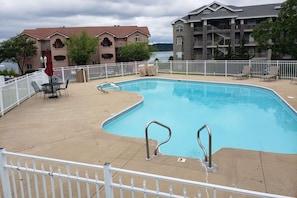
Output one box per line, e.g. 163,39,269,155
0,74,296,196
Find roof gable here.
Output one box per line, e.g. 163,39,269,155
188,1,242,15
21,26,150,40
177,1,282,23
96,31,116,38
47,31,70,39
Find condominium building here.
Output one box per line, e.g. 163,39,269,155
21,26,150,71
171,1,283,60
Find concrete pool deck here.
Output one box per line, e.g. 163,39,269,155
0,74,296,197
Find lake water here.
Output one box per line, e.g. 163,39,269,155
149,51,173,63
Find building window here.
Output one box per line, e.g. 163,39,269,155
135,35,140,42
176,24,184,32
53,39,64,48
203,9,211,15
176,36,183,45
101,38,112,47
54,55,66,61
246,21,257,29
27,64,32,69
249,34,255,43
210,3,219,9
102,53,113,59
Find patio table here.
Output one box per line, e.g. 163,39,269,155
41,82,62,98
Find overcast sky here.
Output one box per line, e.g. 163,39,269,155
0,0,284,43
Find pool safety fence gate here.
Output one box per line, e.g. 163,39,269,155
0,149,292,198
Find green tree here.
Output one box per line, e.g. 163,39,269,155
252,0,297,59
275,0,297,58
119,42,151,62
148,44,158,52
0,34,37,75
214,45,225,60
214,44,235,60
225,44,234,60
251,18,279,58
64,31,99,65
234,37,254,59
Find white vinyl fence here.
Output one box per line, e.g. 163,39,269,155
1,60,297,116
0,71,48,116
0,149,292,198
156,60,297,78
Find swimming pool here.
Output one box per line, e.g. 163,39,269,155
102,78,297,158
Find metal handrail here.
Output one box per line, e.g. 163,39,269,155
97,82,121,93
145,120,172,160
197,124,213,169
110,82,121,90
97,82,109,94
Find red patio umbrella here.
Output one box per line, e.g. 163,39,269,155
44,49,53,79
43,49,56,98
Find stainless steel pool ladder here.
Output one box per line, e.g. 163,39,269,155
145,120,172,160
97,82,109,94
97,82,121,93
197,124,214,170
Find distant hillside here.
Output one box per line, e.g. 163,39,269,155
151,43,173,51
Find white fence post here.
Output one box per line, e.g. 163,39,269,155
104,162,114,198
61,67,65,83
0,86,4,116
121,62,124,77
86,65,90,82
105,64,108,79
134,61,138,75
155,60,159,74
0,148,12,198
186,60,189,75
204,60,207,76
26,75,31,98
170,60,173,74
15,78,20,105
225,60,228,77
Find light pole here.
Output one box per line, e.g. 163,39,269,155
40,56,47,68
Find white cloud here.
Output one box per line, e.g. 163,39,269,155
0,0,285,42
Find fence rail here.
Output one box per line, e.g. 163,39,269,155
0,149,292,198
1,60,297,116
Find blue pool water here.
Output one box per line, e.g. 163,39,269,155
102,79,297,158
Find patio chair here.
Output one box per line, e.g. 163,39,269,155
57,79,69,96
233,66,251,79
42,84,59,99
260,66,279,81
31,81,43,98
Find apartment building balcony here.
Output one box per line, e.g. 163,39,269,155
207,24,231,31
193,24,233,35
244,24,257,30
193,41,203,48
193,27,203,34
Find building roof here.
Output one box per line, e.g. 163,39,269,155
22,26,150,40
172,1,283,24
